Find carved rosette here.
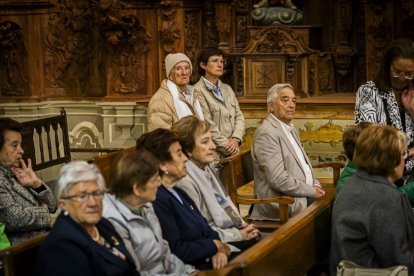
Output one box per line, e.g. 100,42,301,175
0,21,28,96
159,0,181,53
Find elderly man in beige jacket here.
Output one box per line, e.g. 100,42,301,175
147,53,204,131
250,83,325,221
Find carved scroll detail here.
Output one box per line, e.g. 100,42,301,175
159,0,181,53
0,21,28,96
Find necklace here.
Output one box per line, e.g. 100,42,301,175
92,227,100,242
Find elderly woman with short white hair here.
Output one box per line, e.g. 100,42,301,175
34,161,139,276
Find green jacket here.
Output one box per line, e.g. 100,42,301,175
336,160,414,205
336,161,357,195
0,222,10,249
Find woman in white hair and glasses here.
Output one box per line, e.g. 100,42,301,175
34,161,139,276
147,52,204,131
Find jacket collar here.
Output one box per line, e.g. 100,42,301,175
264,114,311,177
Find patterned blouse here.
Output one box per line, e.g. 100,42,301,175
355,81,414,175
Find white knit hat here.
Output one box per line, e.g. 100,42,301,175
165,53,192,78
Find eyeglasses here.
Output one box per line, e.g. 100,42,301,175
390,67,414,80
62,190,105,202
207,59,226,65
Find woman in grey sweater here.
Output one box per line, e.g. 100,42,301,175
331,125,414,274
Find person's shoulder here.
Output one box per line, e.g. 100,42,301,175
357,81,377,92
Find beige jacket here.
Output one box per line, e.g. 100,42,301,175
250,114,319,220
147,79,199,131
194,78,245,156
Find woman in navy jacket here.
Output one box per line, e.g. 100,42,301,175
34,161,139,276
136,128,233,270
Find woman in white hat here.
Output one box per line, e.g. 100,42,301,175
147,53,204,131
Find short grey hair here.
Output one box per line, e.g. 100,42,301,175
54,161,105,200
267,83,294,104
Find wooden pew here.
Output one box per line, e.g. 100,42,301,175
90,147,136,185
0,233,47,276
219,148,342,230
199,186,335,276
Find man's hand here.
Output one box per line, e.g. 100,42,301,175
313,185,325,198
225,138,240,156
11,158,42,189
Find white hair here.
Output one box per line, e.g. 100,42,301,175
267,83,294,103
54,161,105,200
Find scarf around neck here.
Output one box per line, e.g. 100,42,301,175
167,80,205,120
186,160,243,229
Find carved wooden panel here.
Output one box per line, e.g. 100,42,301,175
0,0,413,103
244,57,285,97
232,25,318,98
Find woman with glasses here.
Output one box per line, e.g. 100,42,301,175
34,161,139,276
355,38,414,176
194,47,245,158
102,150,197,275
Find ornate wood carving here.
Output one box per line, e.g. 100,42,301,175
332,0,355,80
44,0,150,96
202,1,219,48
185,11,201,82
235,26,318,97
159,0,182,53
0,21,28,96
364,0,393,80
317,53,333,94
215,2,232,49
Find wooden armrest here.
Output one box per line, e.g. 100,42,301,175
219,149,249,164
237,195,294,224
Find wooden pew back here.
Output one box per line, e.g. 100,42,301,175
199,187,334,276
90,147,136,186
21,108,121,172
0,233,47,276
21,108,71,171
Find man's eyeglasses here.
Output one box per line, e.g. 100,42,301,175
390,67,414,80
62,190,105,202
207,59,226,65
